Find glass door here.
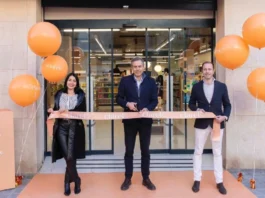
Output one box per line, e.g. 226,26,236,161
45,19,215,155
146,28,176,152
112,28,148,155
45,29,91,152
89,29,114,154
110,27,214,153
72,30,90,152
112,28,173,154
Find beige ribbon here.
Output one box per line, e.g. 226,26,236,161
47,111,220,141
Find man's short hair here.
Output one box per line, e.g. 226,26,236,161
131,56,144,66
202,61,214,69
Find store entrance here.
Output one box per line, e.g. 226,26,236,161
45,19,214,156
89,27,213,155
90,28,178,156
112,28,169,155
111,28,175,155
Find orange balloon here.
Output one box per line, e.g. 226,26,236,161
28,22,62,57
242,13,265,49
247,67,265,101
214,35,249,70
8,74,41,107
41,55,68,83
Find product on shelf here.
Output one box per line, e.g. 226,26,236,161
94,76,121,106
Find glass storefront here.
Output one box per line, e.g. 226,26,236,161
45,21,214,155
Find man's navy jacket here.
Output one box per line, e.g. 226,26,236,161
116,73,158,125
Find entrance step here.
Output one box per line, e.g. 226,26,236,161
76,154,213,172
77,155,193,170
40,154,213,173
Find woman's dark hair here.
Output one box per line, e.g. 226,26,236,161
156,75,164,85
62,72,81,93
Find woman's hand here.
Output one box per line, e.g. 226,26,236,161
47,108,54,113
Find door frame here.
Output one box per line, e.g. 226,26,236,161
44,19,215,156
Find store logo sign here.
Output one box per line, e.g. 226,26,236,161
104,113,125,119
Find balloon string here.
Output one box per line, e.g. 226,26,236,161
16,85,48,175
256,49,259,66
234,98,240,172
253,144,256,179
252,96,258,179
17,107,26,175
21,107,25,143
252,51,261,179
232,69,241,173
18,106,33,175
19,107,26,170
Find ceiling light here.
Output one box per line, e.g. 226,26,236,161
92,53,123,56
124,53,143,56
63,29,88,32
90,29,120,32
148,28,169,31
94,35,107,54
170,28,182,31
125,28,146,31
63,28,182,32
154,65,162,72
124,28,182,32
63,29,120,32
155,34,176,51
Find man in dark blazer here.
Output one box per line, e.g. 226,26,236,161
188,61,231,195
116,57,158,191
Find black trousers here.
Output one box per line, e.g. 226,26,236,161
57,120,79,183
124,122,152,179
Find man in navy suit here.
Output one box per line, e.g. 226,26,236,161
116,57,158,191
189,61,231,195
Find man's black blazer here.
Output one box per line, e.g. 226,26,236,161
188,80,231,129
116,74,158,125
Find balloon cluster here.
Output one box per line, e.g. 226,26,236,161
215,13,265,101
8,22,68,107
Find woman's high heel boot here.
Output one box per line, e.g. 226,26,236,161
74,177,81,194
